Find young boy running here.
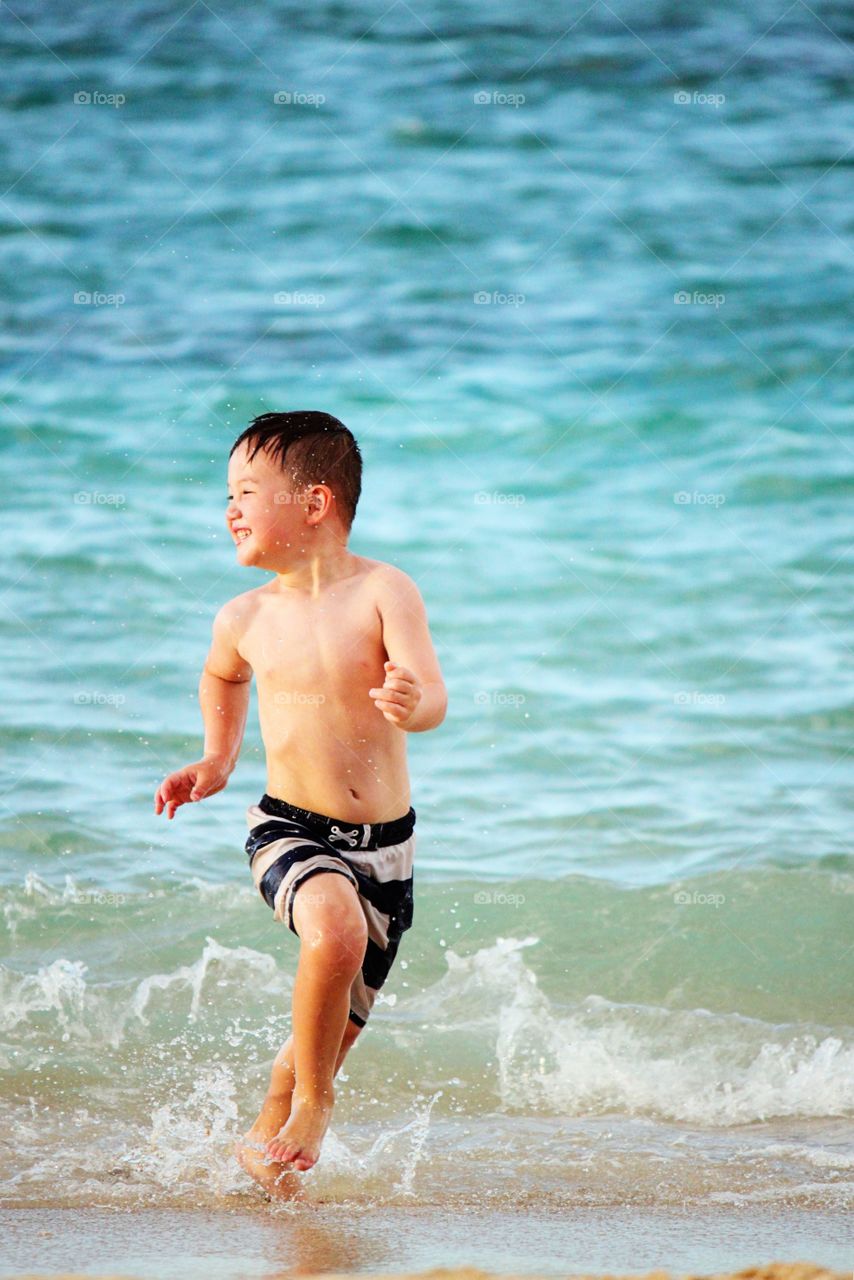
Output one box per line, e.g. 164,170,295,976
154,411,447,1195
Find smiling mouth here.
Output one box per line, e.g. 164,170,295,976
234,529,252,543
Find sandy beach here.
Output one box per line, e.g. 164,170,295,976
1,1200,850,1280
5,1263,850,1280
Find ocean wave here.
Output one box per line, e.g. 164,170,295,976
404,937,854,1126
2,930,850,1127
0,935,285,1057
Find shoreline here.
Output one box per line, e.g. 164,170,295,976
2,1205,851,1280
4,1265,850,1280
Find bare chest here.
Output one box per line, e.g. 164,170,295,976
241,586,385,696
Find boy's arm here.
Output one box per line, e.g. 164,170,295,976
369,568,447,733
199,600,253,768
154,600,253,819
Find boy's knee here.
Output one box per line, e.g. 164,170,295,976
292,874,368,969
303,919,368,976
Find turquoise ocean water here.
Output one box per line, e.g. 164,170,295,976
1,1,852,1270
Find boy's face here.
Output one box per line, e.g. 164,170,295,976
225,441,310,570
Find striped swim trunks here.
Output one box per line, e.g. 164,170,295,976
245,793,416,1027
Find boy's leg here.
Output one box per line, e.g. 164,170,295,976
234,1015,362,1198
265,870,368,1171
249,1012,363,1140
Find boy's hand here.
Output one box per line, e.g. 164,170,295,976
368,660,422,727
154,754,232,820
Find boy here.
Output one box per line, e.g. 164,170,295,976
153,410,447,1197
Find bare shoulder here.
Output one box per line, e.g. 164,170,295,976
204,587,267,681
360,558,423,605
214,584,268,637
363,560,419,593
362,561,431,631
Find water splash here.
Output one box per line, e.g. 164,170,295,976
392,1089,443,1196
0,956,89,1036
121,1064,243,1195
130,935,280,1025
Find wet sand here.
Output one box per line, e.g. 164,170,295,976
4,1263,850,1280
280,1269,848,1280
2,1205,850,1280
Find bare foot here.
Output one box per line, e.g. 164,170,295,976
234,1092,305,1200
234,1136,307,1200
265,1092,334,1172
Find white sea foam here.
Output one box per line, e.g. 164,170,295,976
0,956,90,1035
0,936,286,1046
129,936,282,1024
407,936,854,1126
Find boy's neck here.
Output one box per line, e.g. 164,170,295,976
273,542,357,595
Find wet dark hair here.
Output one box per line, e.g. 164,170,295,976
229,411,362,532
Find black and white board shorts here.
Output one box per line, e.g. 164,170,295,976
245,793,416,1027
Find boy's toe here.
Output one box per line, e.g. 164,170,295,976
267,1138,296,1163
